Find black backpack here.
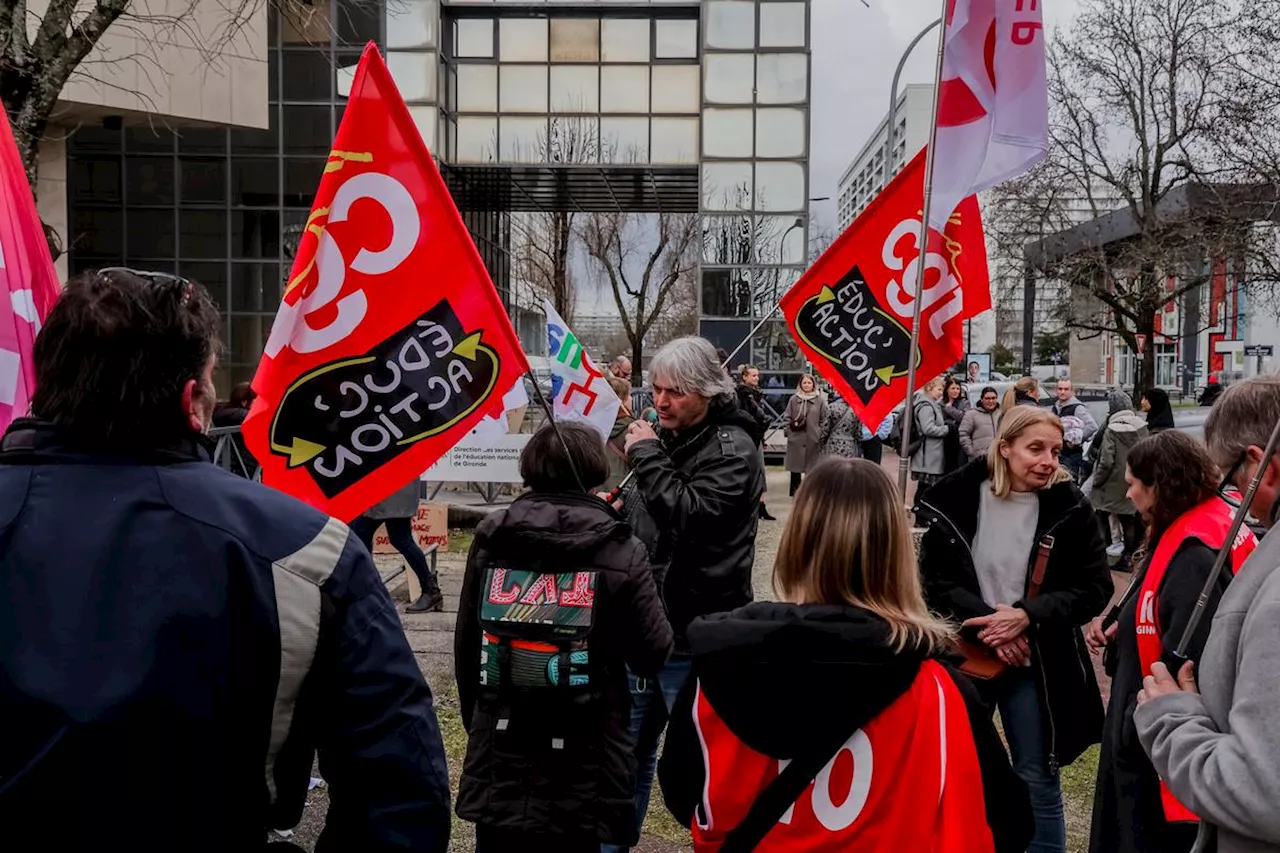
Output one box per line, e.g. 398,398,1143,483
887,401,929,457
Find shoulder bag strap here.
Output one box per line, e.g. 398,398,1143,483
1026,535,1055,599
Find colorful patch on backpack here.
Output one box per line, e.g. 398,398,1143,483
480,568,597,631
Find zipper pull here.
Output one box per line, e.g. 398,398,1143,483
1048,753,1059,775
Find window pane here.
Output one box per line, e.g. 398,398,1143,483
230,313,274,368
456,19,493,58
706,0,754,49
125,126,175,153
500,117,547,162
232,210,281,258
654,19,697,58
756,108,805,157
282,209,311,264
704,161,753,210
232,158,279,207
703,108,753,157
698,318,753,356
71,209,124,258
70,157,122,204
458,64,497,111
230,107,279,154
701,268,752,317
704,54,753,104
499,64,547,112
180,262,228,311
386,0,437,49
548,116,598,162
283,158,325,206
281,50,333,101
409,105,438,151
336,0,380,45
231,262,283,312
550,18,599,61
282,104,332,154
126,157,175,205
550,65,598,112
702,215,753,265
753,267,801,315
600,65,648,113
457,117,498,162
600,117,648,163
177,128,227,154
650,65,698,113
127,210,175,259
756,53,807,104
387,51,435,101
754,319,804,370
755,161,805,211
754,216,804,264
179,158,226,205
759,3,806,47
179,210,228,258
601,18,648,61
650,117,697,163
499,18,548,61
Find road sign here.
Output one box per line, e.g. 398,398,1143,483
1135,334,1147,354
1244,345,1274,357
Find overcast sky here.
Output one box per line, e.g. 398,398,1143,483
808,0,1079,230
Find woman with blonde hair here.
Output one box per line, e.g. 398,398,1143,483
916,406,1112,853
1001,376,1041,413
658,457,1032,852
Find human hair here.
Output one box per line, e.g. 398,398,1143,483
519,421,609,493
650,336,736,402
922,376,944,394
979,385,999,400
969,361,980,370
610,355,631,370
798,373,817,391
1127,431,1221,542
774,457,954,653
1000,376,1040,413
987,405,1073,497
1204,374,1280,472
739,362,759,380
943,376,963,400
1057,378,1072,388
31,268,221,450
229,382,256,410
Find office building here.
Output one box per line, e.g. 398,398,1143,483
835,83,932,229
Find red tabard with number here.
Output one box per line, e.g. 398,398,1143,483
1134,496,1257,823
690,660,994,853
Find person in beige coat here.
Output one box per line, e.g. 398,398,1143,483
784,374,826,496
959,386,1002,461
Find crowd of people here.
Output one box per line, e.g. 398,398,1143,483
5,269,1280,853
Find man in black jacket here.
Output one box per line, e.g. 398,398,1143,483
0,269,451,851
605,335,765,851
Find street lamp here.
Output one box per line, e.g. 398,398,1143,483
884,18,943,189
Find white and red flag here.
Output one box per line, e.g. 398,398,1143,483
0,109,60,433
928,0,1048,229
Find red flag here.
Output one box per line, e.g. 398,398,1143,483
243,44,528,522
781,150,989,432
0,109,60,433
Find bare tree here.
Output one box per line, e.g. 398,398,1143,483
579,210,699,385
998,0,1280,394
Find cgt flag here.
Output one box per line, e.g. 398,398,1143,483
243,43,528,522
781,149,989,432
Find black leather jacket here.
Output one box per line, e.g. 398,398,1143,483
628,399,766,650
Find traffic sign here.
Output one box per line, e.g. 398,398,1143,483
1135,334,1147,354
1244,345,1274,357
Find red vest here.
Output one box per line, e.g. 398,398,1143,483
689,660,994,853
1134,496,1257,823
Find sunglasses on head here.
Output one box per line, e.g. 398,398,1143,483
97,267,194,303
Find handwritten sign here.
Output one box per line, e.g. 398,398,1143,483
372,500,449,554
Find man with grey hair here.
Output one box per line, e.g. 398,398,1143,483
604,335,764,852
1135,374,1280,853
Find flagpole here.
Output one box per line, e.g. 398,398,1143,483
525,369,587,492
896,0,951,498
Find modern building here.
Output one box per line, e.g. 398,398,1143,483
40,0,811,395
835,83,932,229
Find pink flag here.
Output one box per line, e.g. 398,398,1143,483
928,0,1048,230
0,110,60,432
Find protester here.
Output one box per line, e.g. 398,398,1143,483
1092,390,1149,571
610,355,633,385
1140,388,1175,433
1001,376,1041,412
1134,375,1280,853
820,384,863,461
657,457,1033,852
608,335,765,851
0,269,451,850
961,386,1003,461
603,373,635,491
916,406,1112,853
350,481,445,613
784,374,826,496
859,408,894,465
212,381,257,477
1052,379,1099,480
1197,374,1223,407
1086,431,1257,853
454,422,673,853
942,376,972,472
910,377,951,490
736,363,776,521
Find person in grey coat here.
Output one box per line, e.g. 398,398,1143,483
910,378,951,489
959,386,1002,461
783,374,827,496
351,481,444,612
819,388,862,460
1135,375,1280,853
1091,390,1149,571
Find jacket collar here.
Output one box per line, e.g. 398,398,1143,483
0,418,215,466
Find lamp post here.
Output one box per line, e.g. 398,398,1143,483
884,17,943,189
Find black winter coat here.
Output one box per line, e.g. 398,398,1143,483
628,399,766,649
735,383,771,446
915,459,1113,769
658,603,1034,853
454,491,673,844
1089,540,1221,853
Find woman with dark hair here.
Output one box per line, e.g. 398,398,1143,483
454,421,673,853
1140,388,1175,434
1086,431,1257,853
942,376,972,471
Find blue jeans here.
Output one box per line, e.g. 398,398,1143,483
998,671,1066,853
601,654,693,853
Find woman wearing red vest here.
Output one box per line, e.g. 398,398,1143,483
656,457,1032,853
1086,431,1257,853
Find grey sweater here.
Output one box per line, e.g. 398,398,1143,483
1134,524,1280,852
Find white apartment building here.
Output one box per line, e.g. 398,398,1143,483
835,83,933,229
